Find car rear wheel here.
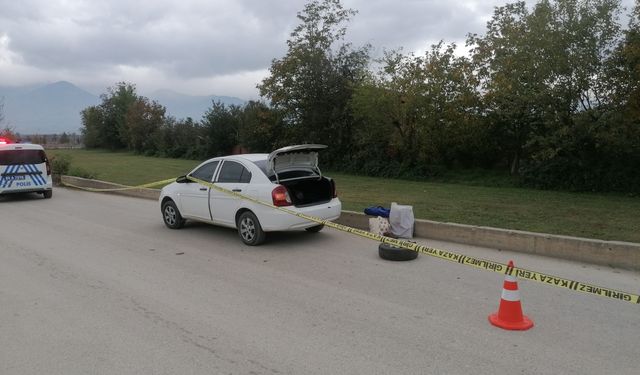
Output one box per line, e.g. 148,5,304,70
162,200,185,229
237,211,266,246
305,224,324,233
43,190,52,199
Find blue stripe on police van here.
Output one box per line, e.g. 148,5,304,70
24,164,43,186
0,164,48,188
23,165,35,186
0,165,16,188
0,166,6,188
18,164,39,186
6,165,17,187
1,165,12,187
34,164,47,185
25,164,44,185
4,165,18,188
37,165,48,185
2,165,16,188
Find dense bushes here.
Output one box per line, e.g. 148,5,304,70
80,0,640,193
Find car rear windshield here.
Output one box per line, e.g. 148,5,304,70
252,160,269,176
0,150,47,165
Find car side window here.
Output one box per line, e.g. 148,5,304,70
190,161,219,182
217,161,251,183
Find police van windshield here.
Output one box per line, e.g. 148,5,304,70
0,150,47,165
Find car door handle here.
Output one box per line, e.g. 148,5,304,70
199,187,207,191
232,189,242,192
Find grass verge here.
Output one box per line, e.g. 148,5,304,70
49,149,200,186
48,149,640,243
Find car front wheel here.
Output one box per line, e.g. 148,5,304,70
237,211,266,246
162,200,185,229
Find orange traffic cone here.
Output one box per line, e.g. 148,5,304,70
488,260,534,330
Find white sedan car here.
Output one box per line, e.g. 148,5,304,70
159,144,342,245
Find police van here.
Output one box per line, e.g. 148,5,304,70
0,138,53,198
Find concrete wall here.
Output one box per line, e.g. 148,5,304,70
60,175,640,270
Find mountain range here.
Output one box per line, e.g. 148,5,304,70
0,81,246,135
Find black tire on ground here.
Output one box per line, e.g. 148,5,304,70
378,243,418,261
43,190,53,199
162,200,185,229
237,211,266,246
305,224,324,233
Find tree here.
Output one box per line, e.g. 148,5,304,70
124,97,167,154
200,102,240,157
80,106,104,148
536,0,622,123
468,0,640,192
468,0,625,175
59,132,70,144
1,98,16,141
620,0,640,116
468,1,555,174
0,126,16,140
80,82,138,149
237,101,284,153
0,98,15,141
154,117,207,159
258,0,370,164
351,43,485,176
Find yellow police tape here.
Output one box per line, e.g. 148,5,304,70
62,178,176,192
62,175,640,305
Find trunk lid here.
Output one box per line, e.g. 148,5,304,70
267,144,327,180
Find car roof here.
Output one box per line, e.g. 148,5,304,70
0,143,45,151
224,153,268,162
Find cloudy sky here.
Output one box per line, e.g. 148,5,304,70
0,0,636,99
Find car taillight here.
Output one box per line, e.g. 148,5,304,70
45,158,51,175
272,185,292,207
331,179,337,198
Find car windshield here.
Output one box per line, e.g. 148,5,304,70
0,150,46,165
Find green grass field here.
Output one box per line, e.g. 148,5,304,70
48,149,640,243
49,149,200,186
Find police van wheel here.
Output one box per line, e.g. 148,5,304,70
378,243,418,261
162,200,185,229
43,190,53,199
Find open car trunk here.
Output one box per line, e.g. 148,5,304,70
266,144,334,207
279,176,334,207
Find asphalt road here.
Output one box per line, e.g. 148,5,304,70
1,188,639,375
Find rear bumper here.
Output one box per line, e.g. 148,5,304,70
0,186,52,195
0,173,52,195
256,198,342,231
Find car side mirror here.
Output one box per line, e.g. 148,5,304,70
176,175,191,183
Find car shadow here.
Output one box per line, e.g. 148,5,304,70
177,220,332,249
0,192,46,202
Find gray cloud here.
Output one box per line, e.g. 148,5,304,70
0,0,635,99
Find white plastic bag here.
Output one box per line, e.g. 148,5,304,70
368,216,390,236
389,202,414,238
